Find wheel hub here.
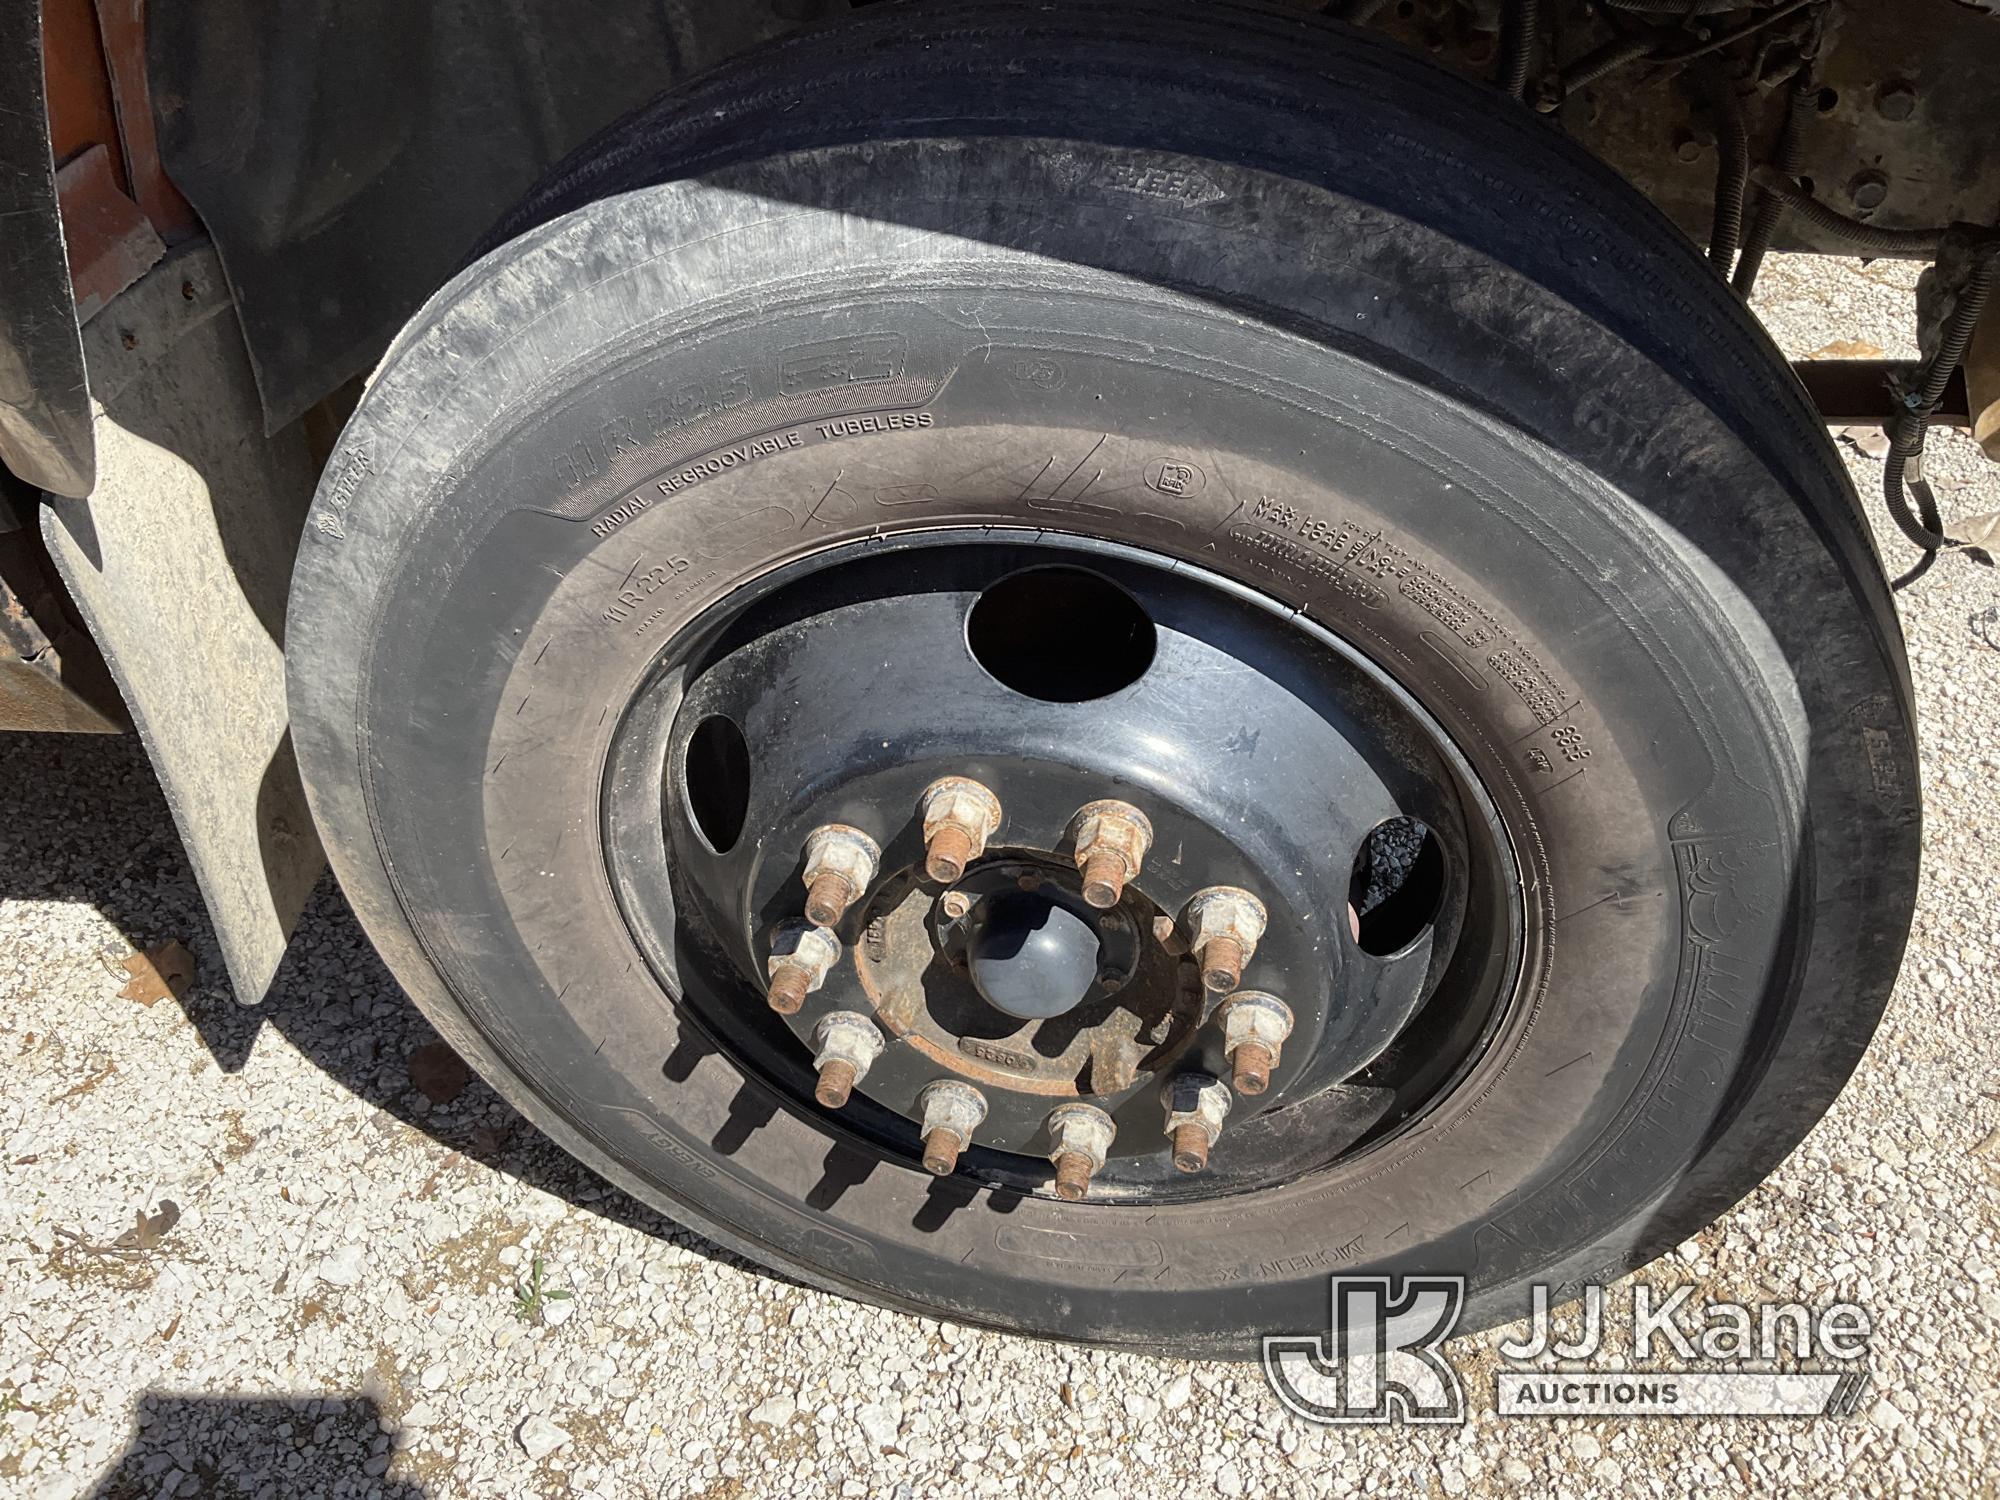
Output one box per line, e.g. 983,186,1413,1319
963,884,1102,1021
853,852,1198,1138
605,534,1502,1200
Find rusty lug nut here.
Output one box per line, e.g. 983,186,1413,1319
917,1079,988,1175
940,889,973,921
811,1011,884,1108
1045,1102,1116,1201
815,1058,858,1109
1070,799,1153,910
1161,1074,1231,1174
800,823,881,927
1171,1123,1211,1172
1232,1041,1276,1094
1217,991,1295,1097
1201,937,1248,994
765,923,840,1015
919,777,1003,884
1054,1152,1093,1201
1183,886,1270,995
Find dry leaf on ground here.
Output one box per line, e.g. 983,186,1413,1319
118,941,194,1006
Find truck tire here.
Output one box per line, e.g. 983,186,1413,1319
286,0,1918,1355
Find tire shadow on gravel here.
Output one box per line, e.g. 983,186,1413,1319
0,732,805,1285
84,1389,426,1499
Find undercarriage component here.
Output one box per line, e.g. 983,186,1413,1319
1881,231,2000,573
1791,360,1970,429
1348,0,2000,259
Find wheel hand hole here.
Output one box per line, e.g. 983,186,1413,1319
682,713,751,853
966,567,1155,702
1348,816,1444,956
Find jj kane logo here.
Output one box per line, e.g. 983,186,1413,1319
1262,1277,1468,1425
1262,1277,1873,1425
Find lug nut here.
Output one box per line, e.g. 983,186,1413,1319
1183,886,1269,994
765,923,841,1014
1070,799,1153,909
1161,1073,1232,1173
1217,991,1295,1096
919,777,1003,883
801,823,881,927
811,1011,884,1108
1045,1102,1116,1201
916,1080,988,1175
940,889,973,921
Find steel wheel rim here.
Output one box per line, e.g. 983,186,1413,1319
602,528,1525,1203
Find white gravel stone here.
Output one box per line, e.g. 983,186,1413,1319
314,1243,366,1287
516,1414,571,1459
856,1401,901,1451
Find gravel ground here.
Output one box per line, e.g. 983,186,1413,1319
3,253,1998,1500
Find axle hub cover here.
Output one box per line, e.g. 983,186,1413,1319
965,891,1103,1020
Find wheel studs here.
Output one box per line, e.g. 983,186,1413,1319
1161,1073,1232,1173
1216,991,1294,1096
1183,886,1269,995
1070,800,1153,909
800,824,881,927
765,923,840,1015
1045,1102,1115,1200
919,777,1003,884
775,775,1294,1164
916,1080,988,1175
811,1011,884,1108
1231,1041,1276,1096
